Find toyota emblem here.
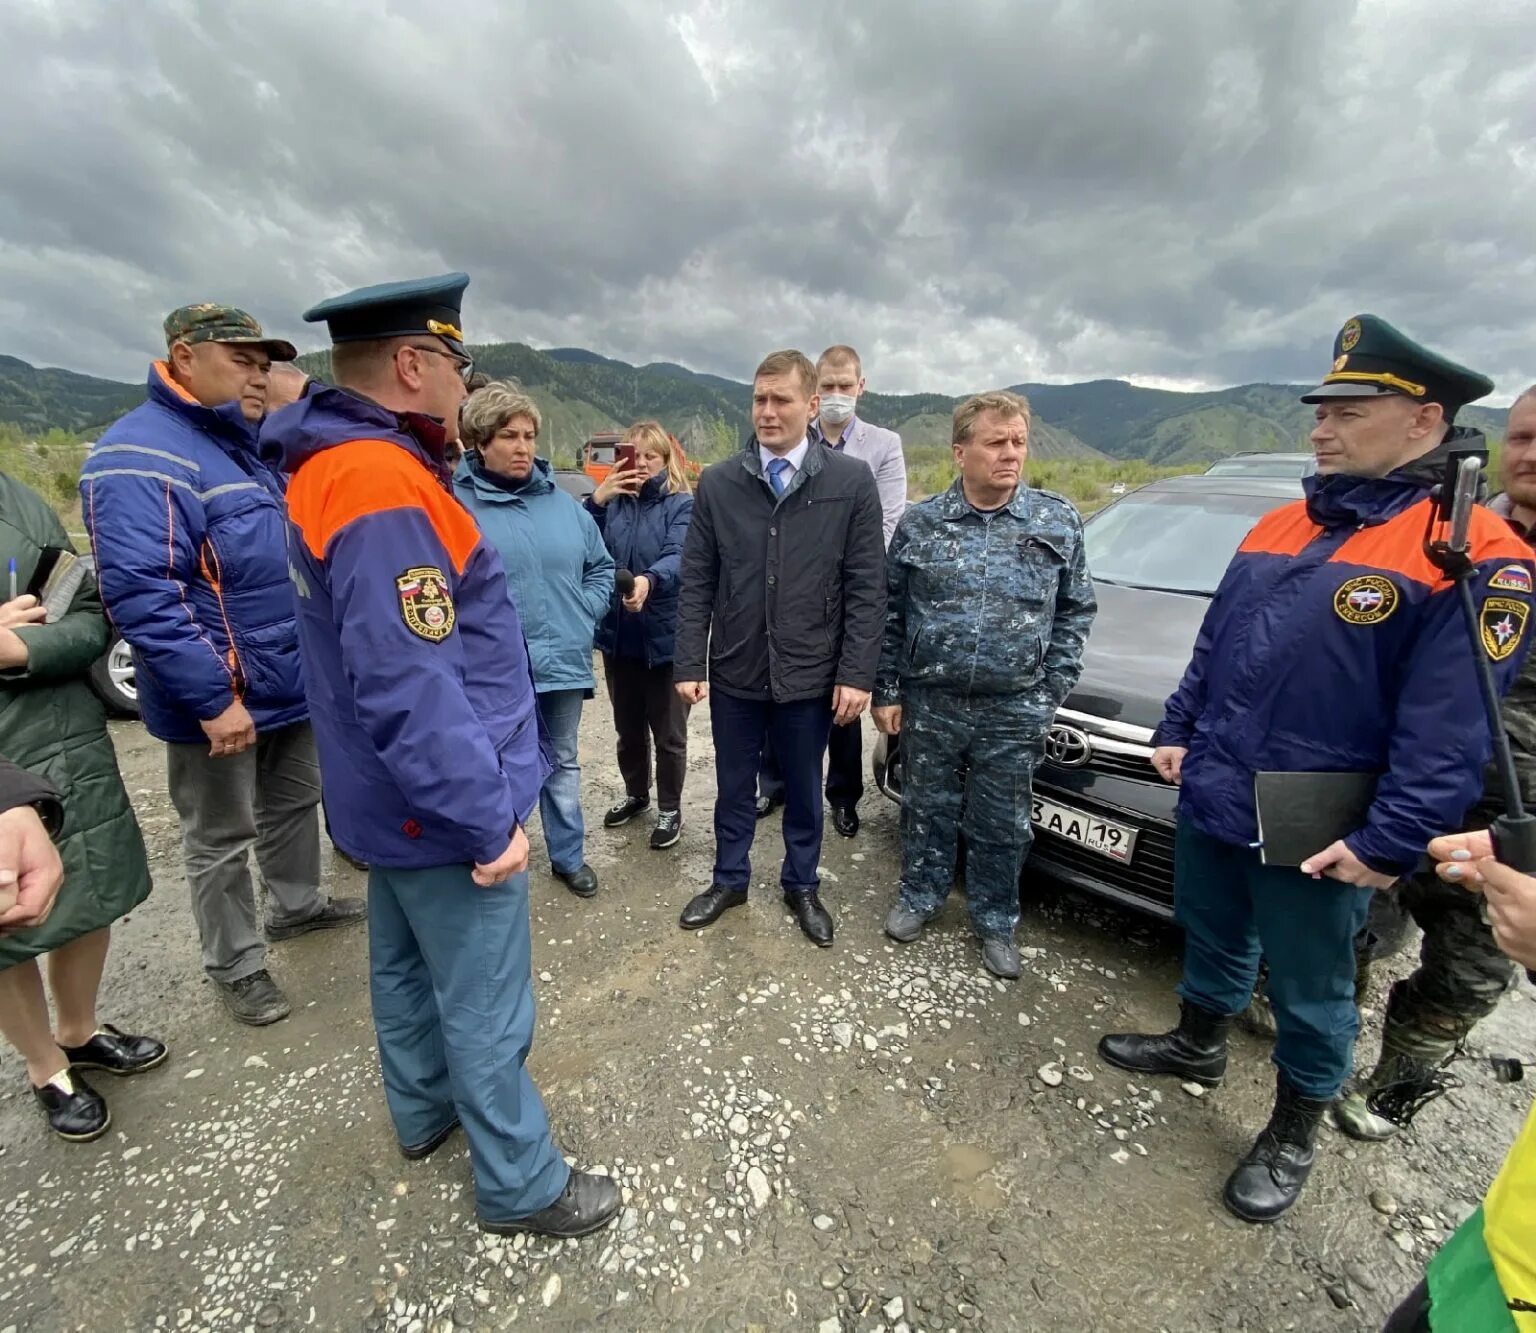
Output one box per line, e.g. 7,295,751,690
1044,725,1092,768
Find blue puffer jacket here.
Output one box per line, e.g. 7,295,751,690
452,456,614,694
585,473,693,666
1158,433,1536,876
79,363,306,745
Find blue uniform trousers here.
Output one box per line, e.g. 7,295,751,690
897,689,1046,941
710,690,833,893
367,864,568,1220
1174,819,1374,1100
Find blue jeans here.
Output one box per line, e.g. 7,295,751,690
367,863,568,1220
536,689,586,874
710,690,833,894
1174,819,1373,1100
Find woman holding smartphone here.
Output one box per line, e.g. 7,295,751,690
585,422,695,849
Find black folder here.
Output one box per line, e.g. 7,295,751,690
1253,771,1380,868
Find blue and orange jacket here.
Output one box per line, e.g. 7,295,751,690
1158,433,1536,876
79,363,307,745
261,386,550,869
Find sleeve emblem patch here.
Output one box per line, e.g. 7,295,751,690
397,566,455,642
1333,574,1399,626
1481,596,1530,662
1488,564,1534,594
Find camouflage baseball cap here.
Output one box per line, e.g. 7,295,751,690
162,304,298,362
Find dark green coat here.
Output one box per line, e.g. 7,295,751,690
0,470,151,969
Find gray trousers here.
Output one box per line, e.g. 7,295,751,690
166,721,325,984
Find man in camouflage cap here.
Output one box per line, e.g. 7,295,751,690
873,391,1096,979
80,302,364,1030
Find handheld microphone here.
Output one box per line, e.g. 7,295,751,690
615,570,636,598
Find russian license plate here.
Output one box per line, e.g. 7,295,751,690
1031,796,1138,863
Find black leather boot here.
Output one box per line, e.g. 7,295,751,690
1223,1076,1331,1223
1097,999,1232,1086
479,1170,621,1238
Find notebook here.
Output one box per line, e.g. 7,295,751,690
1253,771,1379,868
27,548,87,623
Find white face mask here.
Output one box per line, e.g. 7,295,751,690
820,393,857,425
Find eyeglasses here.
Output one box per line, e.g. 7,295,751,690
408,343,475,386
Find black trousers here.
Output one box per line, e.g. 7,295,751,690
1380,1278,1430,1332
758,716,864,807
602,654,690,812
712,691,833,893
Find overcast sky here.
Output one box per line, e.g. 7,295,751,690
2,0,1532,399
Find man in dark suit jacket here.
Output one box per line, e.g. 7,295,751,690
674,349,887,946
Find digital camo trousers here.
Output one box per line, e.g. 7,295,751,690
897,688,1049,941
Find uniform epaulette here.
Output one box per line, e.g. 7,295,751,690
1032,487,1081,515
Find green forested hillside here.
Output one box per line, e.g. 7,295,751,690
2,345,1514,477
0,355,143,433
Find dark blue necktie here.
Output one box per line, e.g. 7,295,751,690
767,458,792,496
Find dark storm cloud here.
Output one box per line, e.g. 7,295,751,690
1,0,1532,397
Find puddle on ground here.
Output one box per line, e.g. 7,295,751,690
941,1142,1006,1209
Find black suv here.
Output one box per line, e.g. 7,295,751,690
874,474,1304,918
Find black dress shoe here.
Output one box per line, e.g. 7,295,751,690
59,1024,169,1077
603,795,650,827
754,794,783,820
400,1118,461,1161
32,1070,110,1142
679,885,748,929
479,1169,621,1238
555,864,599,898
266,896,368,941
787,891,834,947
830,803,860,838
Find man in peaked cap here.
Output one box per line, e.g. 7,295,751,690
80,304,363,1031
1098,315,1535,1224
260,274,620,1239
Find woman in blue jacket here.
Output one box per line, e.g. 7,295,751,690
585,422,695,850
454,385,614,899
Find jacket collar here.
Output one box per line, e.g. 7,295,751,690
936,477,1031,521
1302,426,1487,529
454,452,555,503
259,382,450,482
148,361,260,451
740,435,829,481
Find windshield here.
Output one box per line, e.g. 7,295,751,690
1205,456,1314,478
1085,491,1291,595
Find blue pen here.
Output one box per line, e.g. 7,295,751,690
7,558,14,602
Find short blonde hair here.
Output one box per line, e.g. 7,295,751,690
817,344,862,377
953,390,1031,446
623,420,694,495
460,381,542,451
753,349,817,398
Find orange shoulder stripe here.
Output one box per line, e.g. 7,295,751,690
1239,500,1322,556
287,439,481,574
1329,498,1536,589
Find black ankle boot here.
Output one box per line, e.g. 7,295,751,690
1097,999,1232,1086
1222,1076,1331,1223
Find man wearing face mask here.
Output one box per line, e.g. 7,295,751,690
757,345,907,837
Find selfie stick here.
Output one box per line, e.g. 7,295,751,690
1424,453,1536,872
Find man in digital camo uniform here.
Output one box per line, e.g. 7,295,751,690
873,391,1096,980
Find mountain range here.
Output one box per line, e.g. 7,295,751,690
0,345,1512,468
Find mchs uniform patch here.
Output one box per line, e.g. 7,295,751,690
396,566,455,642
